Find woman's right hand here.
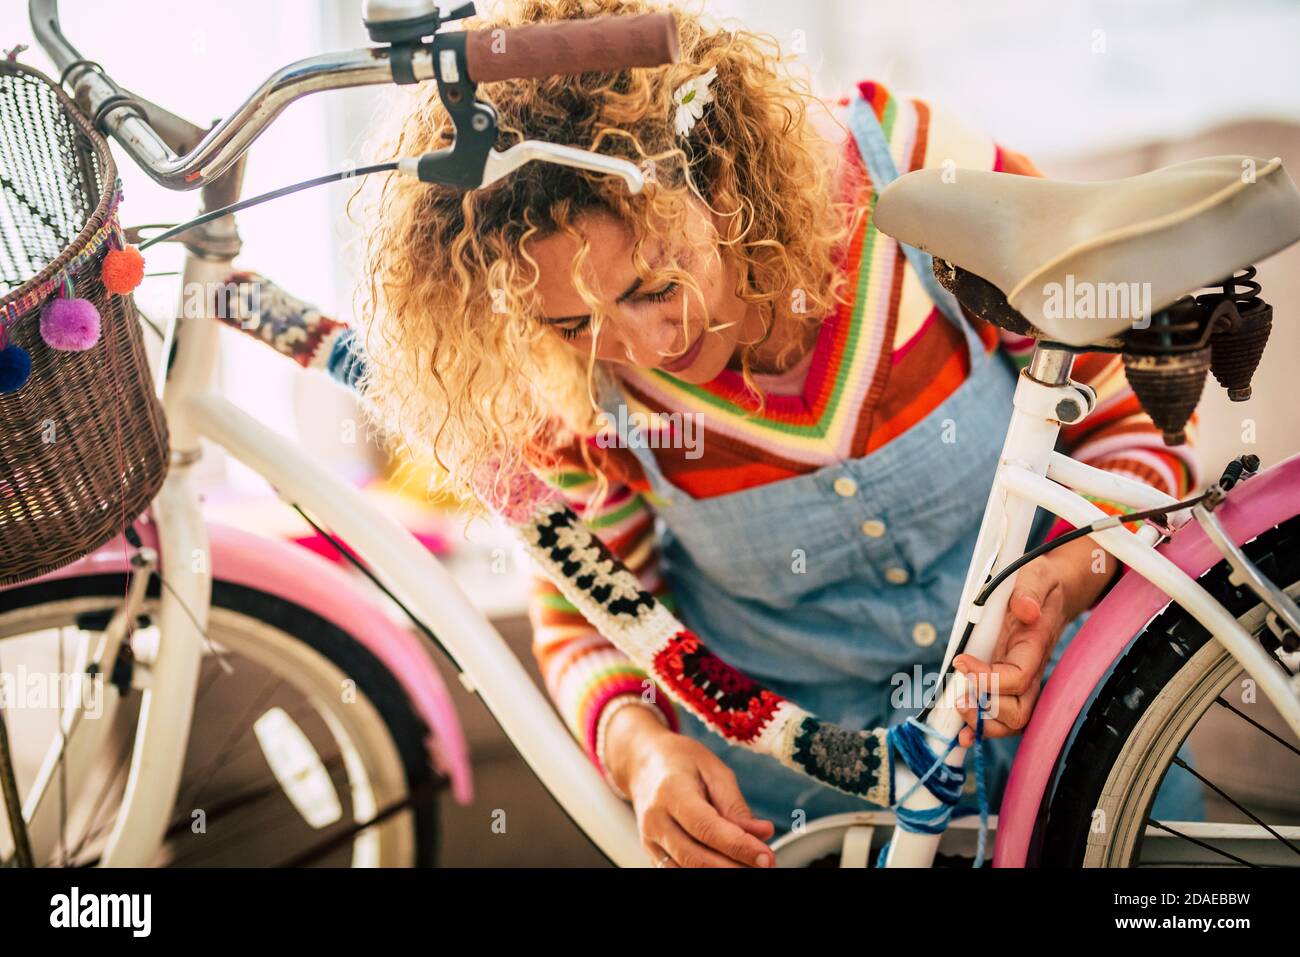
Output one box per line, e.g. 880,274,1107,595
604,705,776,868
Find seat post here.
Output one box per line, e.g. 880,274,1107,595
1026,342,1074,386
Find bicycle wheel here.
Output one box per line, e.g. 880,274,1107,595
0,574,441,867
1032,513,1300,867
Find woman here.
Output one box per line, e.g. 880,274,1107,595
260,0,1208,866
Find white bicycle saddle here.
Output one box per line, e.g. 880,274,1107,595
873,155,1300,346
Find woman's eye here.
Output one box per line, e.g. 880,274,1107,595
641,280,680,304
550,280,678,342
556,320,590,341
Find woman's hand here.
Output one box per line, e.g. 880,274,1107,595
951,535,1117,748
604,705,776,868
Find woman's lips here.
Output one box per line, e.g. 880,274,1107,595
659,330,706,373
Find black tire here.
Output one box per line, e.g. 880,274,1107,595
0,573,442,867
1031,513,1300,866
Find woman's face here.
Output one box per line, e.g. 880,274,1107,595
526,198,761,384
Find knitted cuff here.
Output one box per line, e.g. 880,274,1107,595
316,325,367,392
594,693,670,801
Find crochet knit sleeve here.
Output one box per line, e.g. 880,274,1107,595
210,270,366,389
498,441,682,791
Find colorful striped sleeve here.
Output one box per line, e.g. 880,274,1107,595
524,441,680,785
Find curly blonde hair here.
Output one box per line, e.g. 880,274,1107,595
355,0,864,515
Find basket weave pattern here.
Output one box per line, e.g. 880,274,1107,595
0,61,169,585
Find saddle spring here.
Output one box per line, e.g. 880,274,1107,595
1120,266,1273,446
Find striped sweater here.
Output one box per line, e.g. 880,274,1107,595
526,80,1202,783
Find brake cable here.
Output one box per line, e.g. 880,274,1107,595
137,161,399,251
915,482,1225,727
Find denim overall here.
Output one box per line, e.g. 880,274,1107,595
607,94,1204,838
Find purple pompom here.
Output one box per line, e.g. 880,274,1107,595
40,297,101,351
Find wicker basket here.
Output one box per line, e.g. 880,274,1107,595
0,60,169,585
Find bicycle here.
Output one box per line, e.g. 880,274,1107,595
2,0,1297,869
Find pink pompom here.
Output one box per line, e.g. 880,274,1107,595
40,297,102,351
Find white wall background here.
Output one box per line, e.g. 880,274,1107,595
707,0,1300,160
14,0,381,492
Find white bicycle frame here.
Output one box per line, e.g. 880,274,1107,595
20,0,1300,871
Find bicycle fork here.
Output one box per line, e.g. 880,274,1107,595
97,241,235,866
11,252,221,867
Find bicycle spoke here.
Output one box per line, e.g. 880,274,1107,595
165,762,355,867
163,759,343,839
39,644,330,865
60,656,355,866
57,625,68,868
63,623,222,865
1213,695,1300,759
1144,818,1261,867
62,736,136,865
0,697,34,867
1167,755,1300,857
76,755,350,868
278,777,441,869
0,590,419,868
1266,645,1296,677
173,667,287,815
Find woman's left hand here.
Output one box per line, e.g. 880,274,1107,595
950,535,1116,748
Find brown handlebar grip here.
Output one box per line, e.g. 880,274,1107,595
464,11,680,83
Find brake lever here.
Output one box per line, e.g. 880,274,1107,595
399,140,645,194
407,15,644,195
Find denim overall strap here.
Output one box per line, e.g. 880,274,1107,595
598,382,686,505
846,95,983,364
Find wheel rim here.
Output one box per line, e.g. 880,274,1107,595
1083,586,1300,867
0,595,416,867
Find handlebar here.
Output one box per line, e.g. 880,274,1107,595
29,0,679,193
463,12,680,82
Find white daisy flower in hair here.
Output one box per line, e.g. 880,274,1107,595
673,65,718,138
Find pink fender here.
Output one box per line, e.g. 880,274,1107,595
5,520,473,806
994,451,1300,866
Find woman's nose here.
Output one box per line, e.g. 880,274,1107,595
619,313,681,368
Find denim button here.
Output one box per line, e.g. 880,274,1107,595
912,621,937,646
860,519,886,538
884,566,909,585
833,476,858,497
